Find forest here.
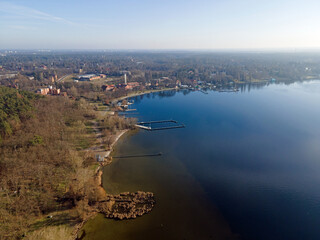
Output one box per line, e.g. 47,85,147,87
0,87,43,142
0,86,110,239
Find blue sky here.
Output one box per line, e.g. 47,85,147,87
1,0,320,50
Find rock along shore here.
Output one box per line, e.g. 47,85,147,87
96,191,155,220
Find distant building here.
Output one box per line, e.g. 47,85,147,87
49,88,60,95
129,82,140,87
0,73,18,80
36,86,61,95
78,74,100,81
125,82,140,90
78,74,107,81
102,84,116,91
102,81,140,92
116,83,126,89
37,88,50,95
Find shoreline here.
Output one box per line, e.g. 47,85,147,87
74,127,155,239
113,87,176,102
103,129,129,161
73,129,130,239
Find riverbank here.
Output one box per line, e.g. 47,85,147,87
70,128,129,239
74,125,156,239
103,129,129,162
113,87,176,102
72,128,131,239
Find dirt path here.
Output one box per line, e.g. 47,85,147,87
86,121,108,159
87,120,128,162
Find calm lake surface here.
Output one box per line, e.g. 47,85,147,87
83,81,320,240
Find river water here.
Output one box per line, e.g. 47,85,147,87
83,81,320,240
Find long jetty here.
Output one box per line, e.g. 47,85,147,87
135,120,185,131
113,152,162,159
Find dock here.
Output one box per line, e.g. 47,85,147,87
113,152,162,159
218,88,239,92
135,120,185,131
200,90,208,94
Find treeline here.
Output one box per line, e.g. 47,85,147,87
0,86,42,143
2,52,320,87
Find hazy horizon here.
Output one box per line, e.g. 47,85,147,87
1,0,320,50
3,48,320,53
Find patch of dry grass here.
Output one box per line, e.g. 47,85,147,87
25,226,73,240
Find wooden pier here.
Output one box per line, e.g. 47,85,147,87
135,120,185,131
